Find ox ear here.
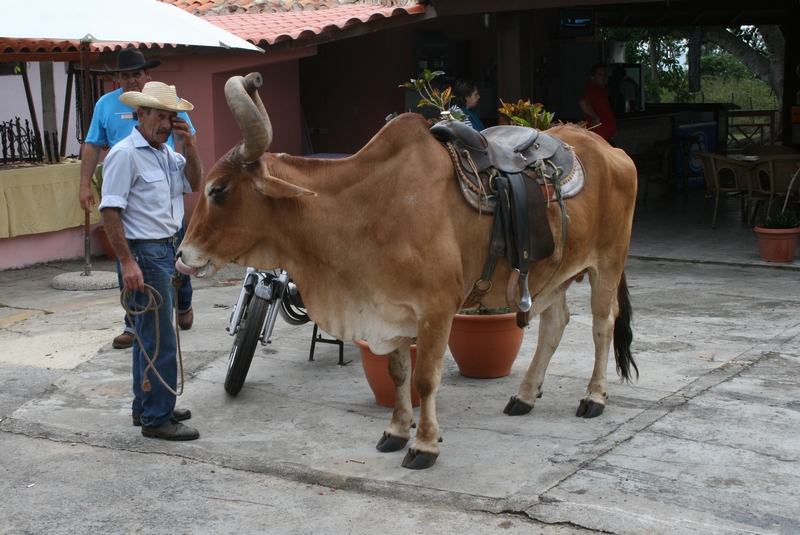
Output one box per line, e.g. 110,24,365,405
255,174,316,198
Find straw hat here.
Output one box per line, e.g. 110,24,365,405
119,82,194,113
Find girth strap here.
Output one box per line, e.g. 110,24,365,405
462,171,555,313
498,174,531,312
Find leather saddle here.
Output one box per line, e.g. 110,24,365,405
431,120,578,211
431,120,580,314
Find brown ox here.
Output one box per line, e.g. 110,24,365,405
178,73,638,469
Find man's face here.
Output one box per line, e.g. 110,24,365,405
591,68,609,88
137,107,176,148
117,69,148,93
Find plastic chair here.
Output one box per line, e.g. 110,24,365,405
696,151,749,228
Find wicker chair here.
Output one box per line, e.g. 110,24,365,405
696,151,750,228
746,155,800,226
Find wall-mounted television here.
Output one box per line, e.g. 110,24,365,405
558,8,595,37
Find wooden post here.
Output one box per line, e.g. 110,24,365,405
19,62,44,161
81,42,94,276
81,42,93,145
39,61,58,163
60,61,75,158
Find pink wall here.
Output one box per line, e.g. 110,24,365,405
150,49,310,218
0,47,313,270
300,30,412,155
300,14,499,155
0,226,106,270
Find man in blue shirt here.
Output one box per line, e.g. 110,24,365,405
99,81,202,440
78,48,195,350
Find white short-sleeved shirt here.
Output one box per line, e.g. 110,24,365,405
99,128,192,240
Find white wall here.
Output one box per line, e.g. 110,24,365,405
0,61,81,158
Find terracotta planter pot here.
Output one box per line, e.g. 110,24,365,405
96,225,116,262
355,341,420,408
448,313,524,378
754,225,800,263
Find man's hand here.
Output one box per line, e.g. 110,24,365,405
79,182,96,213
102,207,144,292
79,143,103,213
578,99,600,124
172,116,202,191
170,117,195,149
120,258,145,293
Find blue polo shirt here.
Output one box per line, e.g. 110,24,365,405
85,87,195,149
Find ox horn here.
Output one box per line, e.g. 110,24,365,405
225,72,273,166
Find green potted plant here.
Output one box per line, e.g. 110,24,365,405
753,167,800,263
448,304,524,378
497,99,554,130
399,69,464,124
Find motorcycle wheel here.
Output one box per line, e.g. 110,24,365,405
224,295,270,395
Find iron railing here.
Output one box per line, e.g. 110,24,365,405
1,117,43,165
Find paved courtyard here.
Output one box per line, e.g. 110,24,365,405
1,187,798,534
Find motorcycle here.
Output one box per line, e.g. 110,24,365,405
224,268,309,395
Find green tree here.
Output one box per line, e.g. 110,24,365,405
700,47,754,80
599,28,690,103
600,25,784,108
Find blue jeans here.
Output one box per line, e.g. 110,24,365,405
128,240,180,427
119,224,192,333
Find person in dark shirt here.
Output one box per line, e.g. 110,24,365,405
451,79,485,131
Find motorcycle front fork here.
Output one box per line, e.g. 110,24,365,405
228,268,289,346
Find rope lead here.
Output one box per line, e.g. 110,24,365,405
121,276,185,396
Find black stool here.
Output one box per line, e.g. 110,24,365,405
308,324,349,365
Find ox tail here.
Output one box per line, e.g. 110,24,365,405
613,270,638,382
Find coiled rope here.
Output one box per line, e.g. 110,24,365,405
120,271,185,396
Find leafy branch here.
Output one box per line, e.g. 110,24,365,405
399,69,463,122
498,99,554,130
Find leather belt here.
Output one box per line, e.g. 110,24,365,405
129,238,171,244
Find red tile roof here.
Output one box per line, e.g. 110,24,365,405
161,0,422,17
210,3,426,46
0,0,426,58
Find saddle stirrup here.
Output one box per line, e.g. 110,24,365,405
506,269,532,313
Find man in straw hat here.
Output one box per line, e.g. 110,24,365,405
79,48,196,351
99,82,201,441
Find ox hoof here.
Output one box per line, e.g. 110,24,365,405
376,432,408,453
402,449,438,470
503,395,534,416
576,399,605,418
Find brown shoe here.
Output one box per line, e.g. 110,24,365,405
178,309,194,330
112,331,134,349
141,418,199,441
132,408,191,427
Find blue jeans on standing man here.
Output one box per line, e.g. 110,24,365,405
119,223,192,334
128,238,181,428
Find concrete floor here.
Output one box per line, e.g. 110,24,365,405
0,183,798,534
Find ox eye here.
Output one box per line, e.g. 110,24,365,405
208,182,229,205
